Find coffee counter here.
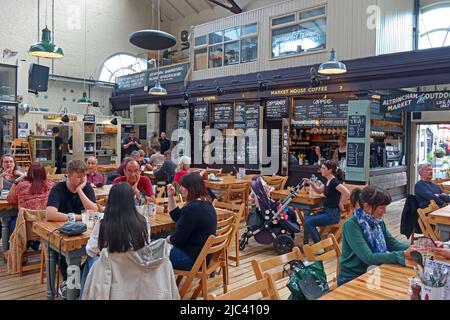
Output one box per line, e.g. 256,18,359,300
369,166,407,200
287,165,322,187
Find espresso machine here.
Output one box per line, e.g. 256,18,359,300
370,143,387,168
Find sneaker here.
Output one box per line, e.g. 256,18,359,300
58,281,67,300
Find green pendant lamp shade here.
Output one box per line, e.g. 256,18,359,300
149,79,167,96
77,91,92,105
318,49,347,75
28,27,64,59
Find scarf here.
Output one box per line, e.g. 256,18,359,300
354,208,387,254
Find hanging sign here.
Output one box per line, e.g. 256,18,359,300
381,91,450,113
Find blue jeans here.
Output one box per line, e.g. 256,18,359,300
170,247,194,271
337,274,354,286
79,255,99,299
304,207,340,243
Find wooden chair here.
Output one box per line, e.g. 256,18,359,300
44,166,57,175
9,208,47,283
317,202,353,243
251,246,303,297
155,186,166,204
417,200,441,241
213,200,246,267
302,234,341,290
174,224,233,300
223,182,250,219
208,273,280,300
263,175,288,191
216,212,236,284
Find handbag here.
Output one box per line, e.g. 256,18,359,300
285,259,329,300
58,222,87,236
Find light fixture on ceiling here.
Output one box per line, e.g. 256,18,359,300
129,0,176,50
183,92,190,103
149,0,167,96
318,49,347,75
110,111,119,125
215,80,224,96
29,0,64,59
257,73,268,91
77,0,92,105
59,106,69,123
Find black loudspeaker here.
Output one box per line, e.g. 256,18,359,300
181,30,189,43
28,63,49,92
92,101,99,107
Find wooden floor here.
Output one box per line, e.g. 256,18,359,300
0,200,407,300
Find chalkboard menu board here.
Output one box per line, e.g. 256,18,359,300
348,115,366,138
213,104,233,123
235,103,246,123
245,104,260,129
347,143,365,168
294,100,349,126
83,114,95,122
193,104,209,123
266,99,289,120
245,104,260,169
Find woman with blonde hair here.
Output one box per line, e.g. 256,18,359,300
173,155,191,184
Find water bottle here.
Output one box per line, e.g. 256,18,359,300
68,212,76,223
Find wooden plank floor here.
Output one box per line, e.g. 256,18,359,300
0,200,407,300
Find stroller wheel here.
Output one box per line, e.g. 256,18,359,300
239,234,248,251
273,234,294,255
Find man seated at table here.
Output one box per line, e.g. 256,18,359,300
415,163,450,208
106,151,140,184
86,156,105,187
46,159,98,299
153,150,176,183
113,159,155,203
148,145,165,169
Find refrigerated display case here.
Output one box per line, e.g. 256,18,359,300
30,136,55,166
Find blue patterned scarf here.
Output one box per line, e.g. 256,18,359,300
354,208,387,253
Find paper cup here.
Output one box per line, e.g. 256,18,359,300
421,284,444,300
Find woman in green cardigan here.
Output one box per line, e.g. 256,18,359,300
338,186,415,286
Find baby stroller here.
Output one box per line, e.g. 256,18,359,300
239,178,305,255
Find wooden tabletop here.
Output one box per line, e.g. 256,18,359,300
271,189,325,206
0,199,16,211
320,264,415,300
33,221,91,252
97,164,119,174
47,174,66,182
204,175,253,190
429,205,450,226
143,171,155,179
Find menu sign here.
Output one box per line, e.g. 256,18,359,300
381,91,450,113
213,104,233,123
245,104,260,129
347,143,365,168
245,104,260,169
266,99,289,120
348,115,366,138
235,103,246,124
193,104,209,123
294,99,348,123
116,71,147,90
83,114,95,122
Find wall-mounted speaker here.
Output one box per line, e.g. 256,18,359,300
28,63,49,92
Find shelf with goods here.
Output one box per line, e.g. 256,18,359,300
81,121,119,164
28,136,55,167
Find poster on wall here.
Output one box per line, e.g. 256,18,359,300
380,91,450,113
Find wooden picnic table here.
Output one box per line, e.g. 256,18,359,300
429,205,450,241
47,174,66,183
320,264,415,300
204,175,254,190
93,184,112,199
271,189,325,244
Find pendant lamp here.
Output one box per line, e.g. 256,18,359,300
78,0,92,105
318,49,347,75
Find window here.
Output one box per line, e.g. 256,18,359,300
194,23,258,70
419,3,450,49
271,6,326,58
99,53,148,83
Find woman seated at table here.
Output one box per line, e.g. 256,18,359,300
173,155,191,185
7,162,54,253
166,172,217,271
0,154,25,190
304,160,350,243
339,186,415,286
80,182,151,298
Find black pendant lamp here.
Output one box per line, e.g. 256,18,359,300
129,0,176,51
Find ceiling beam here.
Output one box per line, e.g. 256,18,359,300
166,0,186,19
208,0,242,14
203,0,214,10
184,0,200,14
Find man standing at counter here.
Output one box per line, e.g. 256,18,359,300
415,163,450,208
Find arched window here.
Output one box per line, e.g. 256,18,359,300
419,2,450,49
98,53,148,83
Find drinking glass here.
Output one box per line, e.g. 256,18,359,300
416,237,433,260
